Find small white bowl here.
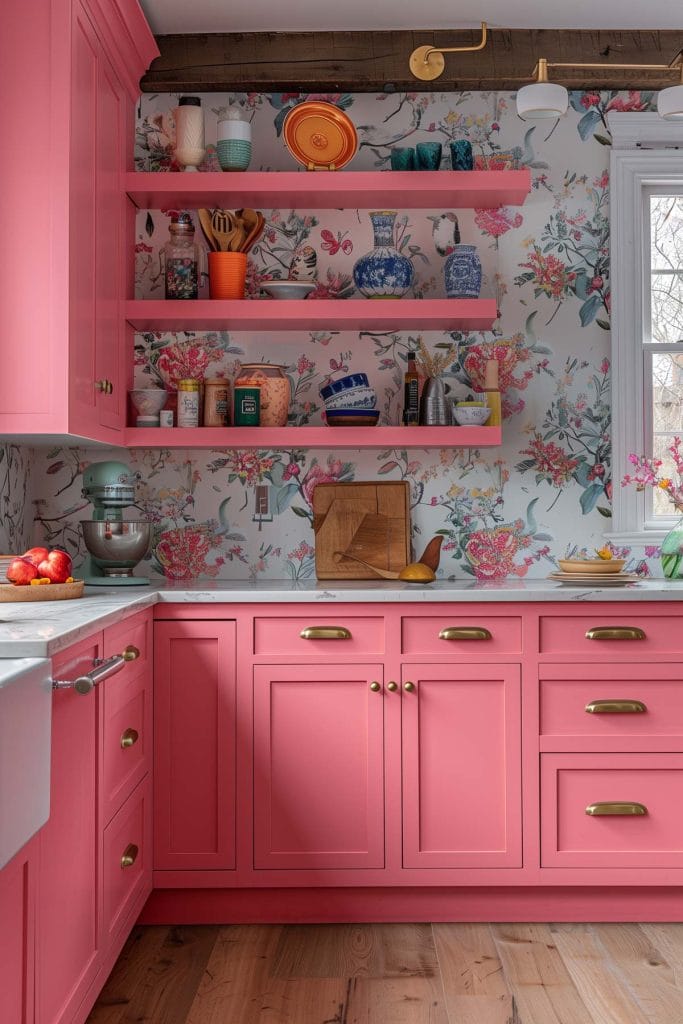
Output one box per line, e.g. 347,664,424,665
129,389,168,417
453,405,491,426
261,281,315,300
324,387,377,411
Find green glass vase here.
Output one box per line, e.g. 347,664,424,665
660,519,683,579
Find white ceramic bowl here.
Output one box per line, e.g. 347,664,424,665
261,281,315,300
324,387,377,411
129,389,168,417
453,405,491,426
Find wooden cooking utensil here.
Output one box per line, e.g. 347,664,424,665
230,215,247,253
418,535,444,571
332,551,399,580
197,208,218,251
211,209,237,252
244,211,265,253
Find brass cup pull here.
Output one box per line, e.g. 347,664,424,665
403,681,416,693
585,626,646,641
120,843,139,868
299,626,352,640
386,681,398,692
585,699,647,714
95,379,113,394
586,802,648,816
369,681,381,692
122,645,140,662
120,727,139,749
439,626,492,641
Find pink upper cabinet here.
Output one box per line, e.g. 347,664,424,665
0,0,157,442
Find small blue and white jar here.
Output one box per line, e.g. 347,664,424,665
444,245,482,299
353,211,414,299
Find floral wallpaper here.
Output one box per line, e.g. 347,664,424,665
26,88,665,580
0,444,33,554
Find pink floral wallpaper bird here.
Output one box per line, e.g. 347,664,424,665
1,88,664,579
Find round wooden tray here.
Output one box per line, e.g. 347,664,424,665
0,580,85,602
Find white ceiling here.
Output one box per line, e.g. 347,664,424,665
139,0,683,34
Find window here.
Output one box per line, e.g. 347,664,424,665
608,113,683,544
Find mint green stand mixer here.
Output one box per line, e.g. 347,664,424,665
80,461,151,586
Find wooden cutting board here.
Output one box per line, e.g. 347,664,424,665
313,481,411,579
0,580,84,602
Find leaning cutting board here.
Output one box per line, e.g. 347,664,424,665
313,481,411,579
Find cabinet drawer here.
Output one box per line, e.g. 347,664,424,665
253,616,384,656
102,777,151,944
401,615,521,656
541,753,683,868
539,615,682,656
103,611,151,673
540,664,683,750
102,662,151,823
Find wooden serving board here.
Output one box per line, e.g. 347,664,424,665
0,580,84,602
313,481,411,579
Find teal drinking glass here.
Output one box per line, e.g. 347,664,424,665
390,147,416,170
416,142,442,170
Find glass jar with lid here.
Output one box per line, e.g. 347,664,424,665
162,213,200,300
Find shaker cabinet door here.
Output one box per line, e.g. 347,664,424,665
253,663,385,870
401,663,522,868
0,839,36,1024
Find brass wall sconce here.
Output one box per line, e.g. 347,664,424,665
409,22,488,82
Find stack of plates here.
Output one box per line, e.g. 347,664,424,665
549,558,641,586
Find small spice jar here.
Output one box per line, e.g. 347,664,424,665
203,378,231,427
177,378,200,427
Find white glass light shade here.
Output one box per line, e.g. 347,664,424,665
516,82,569,120
658,85,683,120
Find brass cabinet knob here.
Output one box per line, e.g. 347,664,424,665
403,681,416,692
120,727,139,749
369,681,381,692
585,626,646,641
439,627,492,641
94,379,113,394
585,699,647,714
120,843,139,868
122,645,140,662
585,802,647,816
386,681,398,692
300,626,352,640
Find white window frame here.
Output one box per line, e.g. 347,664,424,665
608,113,683,547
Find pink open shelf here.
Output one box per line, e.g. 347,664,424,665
126,298,498,332
125,169,531,210
124,425,503,450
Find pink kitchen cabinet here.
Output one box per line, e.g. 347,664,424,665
252,663,386,870
0,838,37,1024
154,620,237,870
401,663,522,868
0,0,156,442
37,635,103,1024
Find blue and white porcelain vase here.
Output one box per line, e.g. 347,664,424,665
444,244,482,299
353,211,414,299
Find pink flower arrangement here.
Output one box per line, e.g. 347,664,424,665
621,438,683,511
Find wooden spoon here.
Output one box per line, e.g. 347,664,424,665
243,211,265,253
211,209,237,252
332,551,399,580
197,208,218,251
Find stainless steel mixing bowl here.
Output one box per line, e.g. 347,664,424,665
80,520,151,575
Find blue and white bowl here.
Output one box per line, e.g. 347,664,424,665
320,373,369,402
324,386,377,411
325,409,380,427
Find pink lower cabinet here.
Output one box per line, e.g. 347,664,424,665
37,635,102,1024
102,777,152,947
542,753,683,868
0,839,36,1024
253,663,385,869
401,663,522,868
154,619,237,869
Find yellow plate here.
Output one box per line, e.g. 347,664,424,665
283,101,358,171
556,559,626,575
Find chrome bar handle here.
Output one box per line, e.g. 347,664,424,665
52,654,126,695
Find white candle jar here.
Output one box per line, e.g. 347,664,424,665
174,96,205,172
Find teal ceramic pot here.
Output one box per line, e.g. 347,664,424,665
416,142,442,170
660,518,683,578
217,139,252,171
353,211,414,299
390,147,415,170
444,245,482,298
450,139,474,171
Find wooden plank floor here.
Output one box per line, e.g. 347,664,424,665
88,922,683,1023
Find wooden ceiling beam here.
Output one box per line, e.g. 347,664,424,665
141,28,683,93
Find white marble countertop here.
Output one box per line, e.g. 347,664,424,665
0,578,681,657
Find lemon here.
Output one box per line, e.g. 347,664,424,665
398,562,436,584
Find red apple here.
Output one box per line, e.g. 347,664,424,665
6,557,40,586
37,550,73,585
22,546,50,568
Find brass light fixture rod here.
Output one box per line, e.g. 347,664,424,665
530,51,683,83
409,22,488,82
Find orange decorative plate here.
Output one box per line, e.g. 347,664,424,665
283,101,358,171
